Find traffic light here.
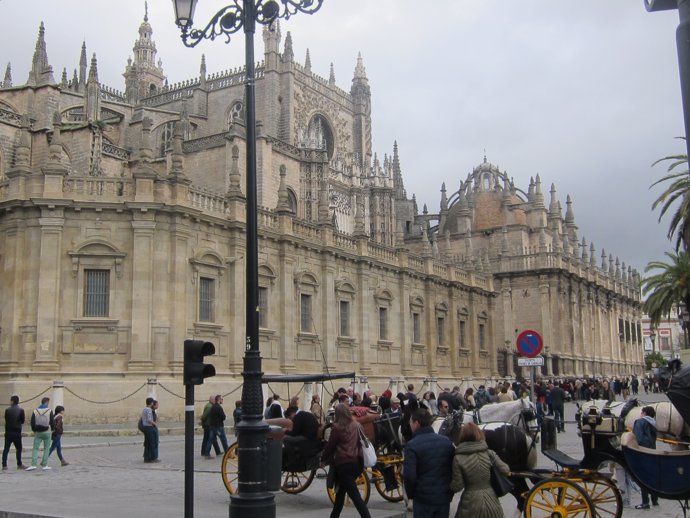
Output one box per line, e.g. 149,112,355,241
183,339,216,385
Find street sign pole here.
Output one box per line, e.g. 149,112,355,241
516,330,544,405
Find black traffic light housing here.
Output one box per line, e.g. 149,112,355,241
183,339,216,385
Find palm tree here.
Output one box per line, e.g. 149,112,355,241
642,250,690,326
651,138,690,251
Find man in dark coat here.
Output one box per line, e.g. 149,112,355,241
403,408,455,518
549,383,567,432
203,395,229,457
2,395,25,470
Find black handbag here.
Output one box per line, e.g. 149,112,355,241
489,457,514,497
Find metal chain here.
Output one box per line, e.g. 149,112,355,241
157,381,231,403
222,384,243,398
64,382,147,405
19,386,52,404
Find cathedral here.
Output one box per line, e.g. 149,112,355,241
0,10,643,420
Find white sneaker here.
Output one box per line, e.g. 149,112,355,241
41,466,51,470
25,466,36,471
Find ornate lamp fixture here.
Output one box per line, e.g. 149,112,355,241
172,1,323,517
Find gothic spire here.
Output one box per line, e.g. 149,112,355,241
353,52,368,83
88,53,99,84
549,183,559,215
60,67,67,87
283,31,294,62
3,63,11,88
329,62,336,86
565,194,575,224
304,48,312,73
27,22,55,86
392,141,406,199
79,41,87,87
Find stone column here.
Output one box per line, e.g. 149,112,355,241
34,209,65,369
147,378,158,401
169,220,192,368
128,217,156,369
303,382,314,412
278,245,295,371
52,380,65,409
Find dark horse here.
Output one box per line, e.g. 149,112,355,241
438,411,538,512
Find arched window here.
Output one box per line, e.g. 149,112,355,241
227,101,243,129
159,121,175,156
302,114,334,159
287,188,297,214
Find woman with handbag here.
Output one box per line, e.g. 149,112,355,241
321,403,371,518
450,422,510,518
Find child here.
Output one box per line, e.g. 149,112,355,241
48,405,69,466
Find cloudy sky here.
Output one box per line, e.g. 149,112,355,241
0,1,685,273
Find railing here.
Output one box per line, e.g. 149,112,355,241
63,177,133,199
187,186,227,215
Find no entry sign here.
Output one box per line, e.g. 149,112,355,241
516,329,543,358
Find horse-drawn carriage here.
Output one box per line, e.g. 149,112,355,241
220,371,405,504
521,364,690,518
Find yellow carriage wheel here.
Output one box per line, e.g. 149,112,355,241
572,474,623,518
221,442,239,495
524,477,595,518
372,455,404,502
327,469,370,505
281,468,316,494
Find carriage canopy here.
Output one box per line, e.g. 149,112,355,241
667,364,690,427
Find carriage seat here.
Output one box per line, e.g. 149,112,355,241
542,448,581,469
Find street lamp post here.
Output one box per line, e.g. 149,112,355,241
172,2,323,517
645,0,690,160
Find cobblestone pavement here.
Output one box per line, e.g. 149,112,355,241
0,391,687,517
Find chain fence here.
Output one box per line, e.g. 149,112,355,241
64,383,147,405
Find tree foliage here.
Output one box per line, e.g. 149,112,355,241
651,138,690,251
644,351,667,371
641,250,690,326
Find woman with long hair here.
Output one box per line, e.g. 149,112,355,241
450,422,510,518
321,403,371,518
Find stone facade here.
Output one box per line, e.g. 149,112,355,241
0,13,642,421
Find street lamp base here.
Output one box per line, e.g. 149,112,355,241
229,492,275,518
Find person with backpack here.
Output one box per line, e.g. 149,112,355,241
25,396,54,471
474,386,490,409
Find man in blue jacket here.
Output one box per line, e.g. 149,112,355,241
403,408,455,518
633,406,659,509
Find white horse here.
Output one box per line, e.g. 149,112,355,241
431,397,539,435
580,399,689,444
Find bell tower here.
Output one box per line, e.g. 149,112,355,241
123,2,166,104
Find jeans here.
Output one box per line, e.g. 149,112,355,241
2,430,23,467
201,426,221,455
49,434,64,461
31,431,51,467
330,461,371,518
143,426,158,461
203,426,229,456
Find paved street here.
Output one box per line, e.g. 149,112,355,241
1,392,687,517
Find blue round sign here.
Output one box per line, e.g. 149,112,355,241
516,329,543,358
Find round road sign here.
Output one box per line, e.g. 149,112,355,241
516,329,543,358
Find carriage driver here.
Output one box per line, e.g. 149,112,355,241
282,406,321,468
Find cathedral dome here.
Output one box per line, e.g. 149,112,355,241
444,157,527,233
